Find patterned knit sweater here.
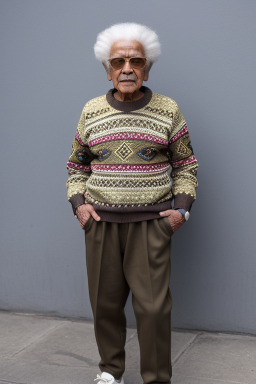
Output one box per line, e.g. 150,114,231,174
66,86,198,222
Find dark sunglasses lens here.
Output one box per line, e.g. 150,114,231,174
110,58,146,69
130,58,146,68
110,58,125,69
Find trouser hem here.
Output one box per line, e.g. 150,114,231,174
143,382,171,384
100,368,123,381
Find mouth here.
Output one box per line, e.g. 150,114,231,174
120,80,135,83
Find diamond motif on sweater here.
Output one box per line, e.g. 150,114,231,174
115,142,133,160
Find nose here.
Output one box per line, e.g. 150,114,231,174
121,60,133,74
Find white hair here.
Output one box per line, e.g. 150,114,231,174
94,22,161,71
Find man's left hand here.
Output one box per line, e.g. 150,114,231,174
159,209,185,232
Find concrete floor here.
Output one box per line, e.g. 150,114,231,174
0,311,255,384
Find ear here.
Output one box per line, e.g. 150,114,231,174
143,69,149,81
143,63,151,81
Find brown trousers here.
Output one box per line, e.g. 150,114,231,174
84,216,173,384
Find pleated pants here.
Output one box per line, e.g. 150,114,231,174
84,216,173,384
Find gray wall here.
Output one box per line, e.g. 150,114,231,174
1,0,256,334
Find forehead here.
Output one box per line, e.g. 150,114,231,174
109,40,145,57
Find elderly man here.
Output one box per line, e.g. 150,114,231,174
66,23,198,384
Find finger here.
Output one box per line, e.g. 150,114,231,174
159,209,173,217
77,212,89,225
79,216,90,228
91,211,101,221
86,206,101,221
77,212,89,224
78,219,86,228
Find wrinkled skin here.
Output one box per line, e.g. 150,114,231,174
76,39,185,232
76,203,101,229
106,40,149,102
159,209,185,232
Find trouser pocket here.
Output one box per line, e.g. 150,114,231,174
83,216,94,232
160,216,174,236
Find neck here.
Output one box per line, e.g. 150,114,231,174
114,90,144,102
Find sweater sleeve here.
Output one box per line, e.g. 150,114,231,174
168,102,199,211
66,107,95,214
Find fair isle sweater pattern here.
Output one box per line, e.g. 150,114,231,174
66,87,198,222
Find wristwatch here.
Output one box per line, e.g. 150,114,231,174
177,208,190,221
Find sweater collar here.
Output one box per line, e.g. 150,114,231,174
106,86,152,112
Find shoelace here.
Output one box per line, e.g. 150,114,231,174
94,373,112,383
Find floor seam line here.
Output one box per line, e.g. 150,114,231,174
175,373,250,384
0,379,28,384
125,331,138,344
8,321,67,358
172,331,202,365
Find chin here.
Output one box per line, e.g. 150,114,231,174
119,85,138,93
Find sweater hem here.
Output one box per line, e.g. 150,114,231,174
92,200,173,223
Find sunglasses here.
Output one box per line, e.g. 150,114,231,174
109,57,147,70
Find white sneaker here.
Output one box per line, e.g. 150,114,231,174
94,371,125,384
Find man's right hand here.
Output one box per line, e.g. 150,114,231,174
75,204,101,229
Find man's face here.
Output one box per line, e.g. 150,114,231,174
107,40,149,96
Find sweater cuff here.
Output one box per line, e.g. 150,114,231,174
69,193,86,215
173,193,195,211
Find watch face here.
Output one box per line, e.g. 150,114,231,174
185,211,190,221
